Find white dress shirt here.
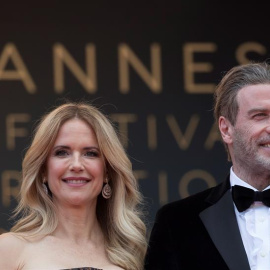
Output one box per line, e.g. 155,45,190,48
230,167,270,270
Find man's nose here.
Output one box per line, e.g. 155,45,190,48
266,123,270,134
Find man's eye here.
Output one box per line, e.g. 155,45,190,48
254,113,267,118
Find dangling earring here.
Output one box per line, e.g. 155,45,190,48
43,183,48,195
43,178,48,195
102,178,112,199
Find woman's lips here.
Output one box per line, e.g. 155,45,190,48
62,177,91,184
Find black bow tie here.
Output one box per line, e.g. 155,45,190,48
231,185,270,212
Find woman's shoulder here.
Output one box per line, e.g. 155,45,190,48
104,265,125,270
0,232,25,245
0,232,27,255
0,231,27,242
0,232,26,269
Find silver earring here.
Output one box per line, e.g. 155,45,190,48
102,178,112,199
43,183,48,195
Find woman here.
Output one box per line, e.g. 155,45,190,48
0,101,147,270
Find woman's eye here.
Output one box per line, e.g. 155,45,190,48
85,151,99,157
55,150,69,156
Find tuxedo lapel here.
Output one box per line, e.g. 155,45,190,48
200,189,250,270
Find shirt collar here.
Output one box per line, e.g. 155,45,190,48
230,166,270,191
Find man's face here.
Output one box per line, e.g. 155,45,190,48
229,84,270,172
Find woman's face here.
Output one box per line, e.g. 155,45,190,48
46,118,105,207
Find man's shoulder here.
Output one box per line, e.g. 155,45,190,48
157,181,226,218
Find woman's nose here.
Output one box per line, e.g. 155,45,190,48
69,155,84,171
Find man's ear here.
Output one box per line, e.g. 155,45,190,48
219,116,233,144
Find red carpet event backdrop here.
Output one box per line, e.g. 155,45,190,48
0,2,269,233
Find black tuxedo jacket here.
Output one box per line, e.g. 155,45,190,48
144,177,250,270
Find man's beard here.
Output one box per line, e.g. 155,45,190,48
233,127,270,171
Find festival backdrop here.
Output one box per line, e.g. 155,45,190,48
0,2,270,235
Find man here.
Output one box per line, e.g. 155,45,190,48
145,62,270,270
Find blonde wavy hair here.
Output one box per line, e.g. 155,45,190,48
11,101,147,270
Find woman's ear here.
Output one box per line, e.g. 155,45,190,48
219,116,233,144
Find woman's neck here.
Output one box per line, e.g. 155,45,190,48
53,204,103,245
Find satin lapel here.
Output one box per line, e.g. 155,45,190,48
200,190,250,270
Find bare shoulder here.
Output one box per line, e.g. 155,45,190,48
0,232,26,269
106,266,125,270
0,232,25,247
